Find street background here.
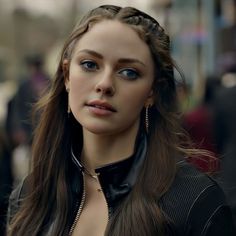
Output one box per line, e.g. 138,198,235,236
0,0,236,234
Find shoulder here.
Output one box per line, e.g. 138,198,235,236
161,160,236,236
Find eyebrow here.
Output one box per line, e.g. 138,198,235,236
76,49,146,67
118,58,146,67
77,49,103,59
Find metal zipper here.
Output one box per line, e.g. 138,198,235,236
68,172,110,235
98,174,110,222
68,172,86,236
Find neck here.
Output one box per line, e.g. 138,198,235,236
80,121,140,173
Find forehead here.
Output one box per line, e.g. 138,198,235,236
73,20,153,62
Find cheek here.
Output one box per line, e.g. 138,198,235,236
68,78,86,107
121,87,151,111
69,74,91,95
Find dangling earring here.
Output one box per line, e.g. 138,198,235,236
145,105,150,133
66,87,71,114
67,103,71,114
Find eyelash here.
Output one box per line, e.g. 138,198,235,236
80,60,98,71
118,68,140,81
79,60,141,80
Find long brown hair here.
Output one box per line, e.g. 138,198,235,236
8,5,191,236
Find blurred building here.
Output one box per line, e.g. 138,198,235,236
0,0,236,123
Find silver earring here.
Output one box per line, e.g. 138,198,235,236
66,87,71,114
145,105,150,133
67,103,71,114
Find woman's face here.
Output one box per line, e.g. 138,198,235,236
65,20,154,135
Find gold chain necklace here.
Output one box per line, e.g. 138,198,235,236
81,163,102,192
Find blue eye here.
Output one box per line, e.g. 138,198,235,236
80,60,98,71
118,68,140,80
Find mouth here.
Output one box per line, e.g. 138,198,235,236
86,100,116,112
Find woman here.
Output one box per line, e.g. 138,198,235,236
7,5,235,236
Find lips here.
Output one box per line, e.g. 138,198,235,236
86,100,116,112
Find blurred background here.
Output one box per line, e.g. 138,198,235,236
0,0,236,234
0,0,235,121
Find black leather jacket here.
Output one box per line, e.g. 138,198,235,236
8,133,236,235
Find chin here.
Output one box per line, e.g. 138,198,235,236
83,124,115,135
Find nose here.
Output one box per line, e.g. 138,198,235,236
95,72,115,96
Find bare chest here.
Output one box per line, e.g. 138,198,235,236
71,175,109,236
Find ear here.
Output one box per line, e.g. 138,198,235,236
63,59,70,90
145,90,154,107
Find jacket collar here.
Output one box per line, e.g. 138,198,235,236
70,130,148,210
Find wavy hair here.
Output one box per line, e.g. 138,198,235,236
8,5,192,236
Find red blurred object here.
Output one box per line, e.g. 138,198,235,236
183,105,220,173
187,155,220,173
